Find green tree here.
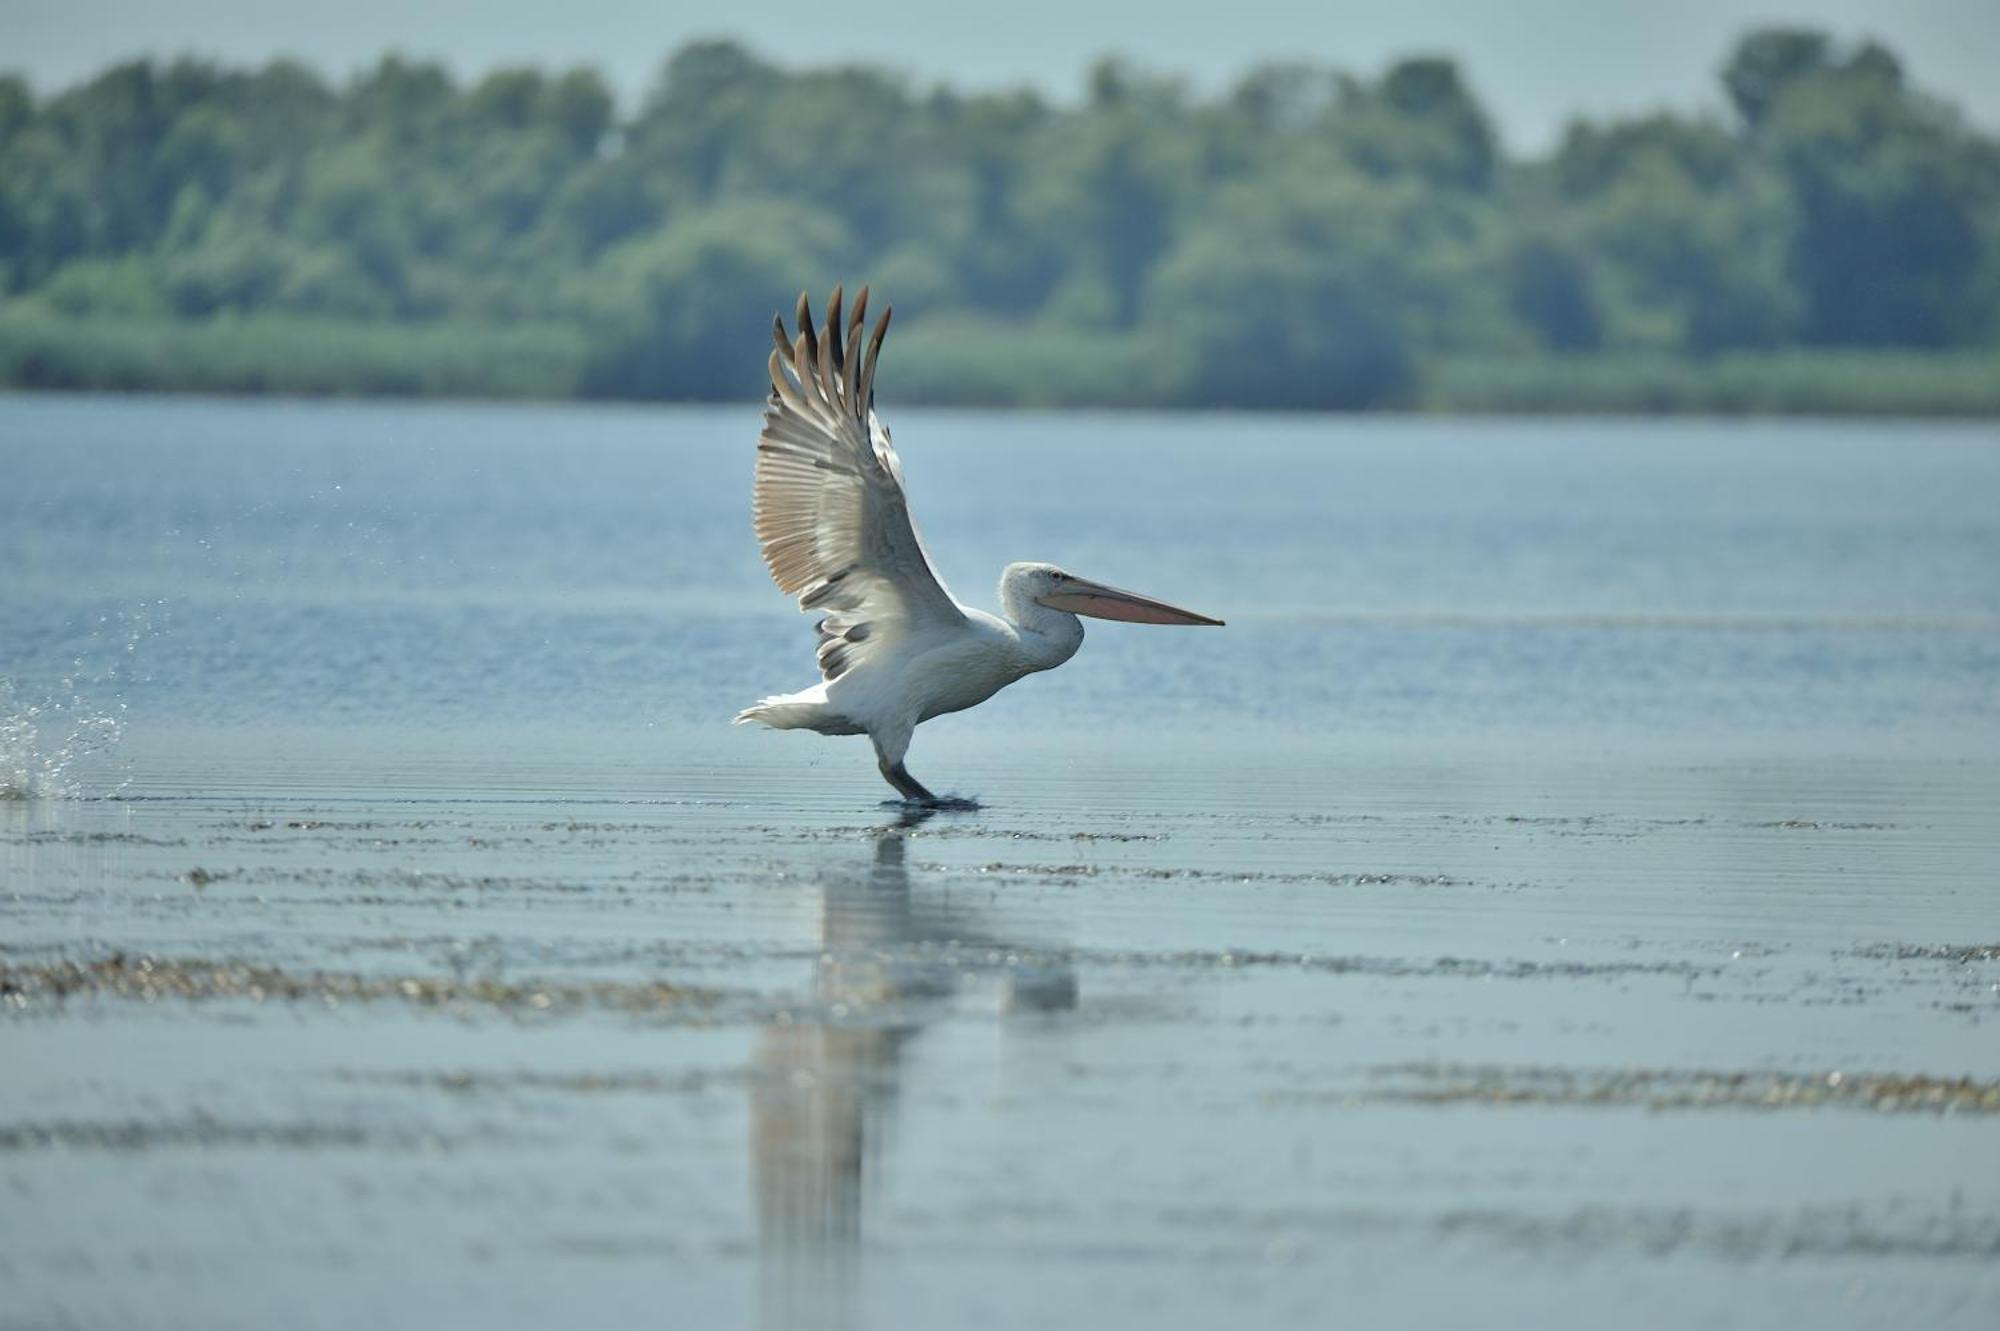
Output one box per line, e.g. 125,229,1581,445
1722,28,1832,129
1336,57,1497,192
1147,174,1418,407
1505,237,1603,351
579,200,851,398
1747,34,1999,345
1548,111,1792,350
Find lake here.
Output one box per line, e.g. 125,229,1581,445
3,393,1999,1329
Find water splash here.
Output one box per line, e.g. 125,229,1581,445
0,606,151,800
0,682,127,801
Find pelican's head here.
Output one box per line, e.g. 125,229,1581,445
1004,562,1224,627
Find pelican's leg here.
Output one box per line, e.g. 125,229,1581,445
870,728,938,804
878,755,938,804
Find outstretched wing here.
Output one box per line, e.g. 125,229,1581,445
755,285,967,681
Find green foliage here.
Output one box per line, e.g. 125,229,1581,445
1340,57,1498,192
1424,349,2000,415
1756,40,1999,346
1147,174,1419,407
0,309,587,396
888,318,1165,407
578,199,851,398
1722,29,1836,130
1505,239,1603,352
0,29,1995,409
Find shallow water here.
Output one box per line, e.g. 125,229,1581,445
3,395,1999,1328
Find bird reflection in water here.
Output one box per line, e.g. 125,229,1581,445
750,809,1076,1328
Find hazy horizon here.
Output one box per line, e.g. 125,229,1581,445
7,0,1999,151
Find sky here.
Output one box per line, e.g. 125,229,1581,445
5,0,1997,151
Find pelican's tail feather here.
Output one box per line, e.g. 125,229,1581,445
733,687,865,736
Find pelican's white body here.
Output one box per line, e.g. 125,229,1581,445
739,570,1086,769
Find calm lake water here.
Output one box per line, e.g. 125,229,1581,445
3,394,1999,1329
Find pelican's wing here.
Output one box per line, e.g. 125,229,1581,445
755,285,967,681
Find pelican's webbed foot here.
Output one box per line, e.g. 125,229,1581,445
878,795,982,814
877,759,981,812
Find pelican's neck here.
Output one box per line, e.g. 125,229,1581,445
1001,581,1084,672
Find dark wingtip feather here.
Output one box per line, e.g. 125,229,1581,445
859,304,893,407
825,284,846,377
796,293,818,368
840,286,868,409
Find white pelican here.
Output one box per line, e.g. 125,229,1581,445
735,286,1223,806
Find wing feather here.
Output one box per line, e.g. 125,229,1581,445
754,286,965,682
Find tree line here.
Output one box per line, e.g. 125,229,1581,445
1,29,1996,408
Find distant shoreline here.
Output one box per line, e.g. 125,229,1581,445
4,313,1996,417
8,34,1997,416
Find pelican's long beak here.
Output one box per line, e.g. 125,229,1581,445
1038,575,1224,627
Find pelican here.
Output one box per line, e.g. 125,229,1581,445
735,286,1223,806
